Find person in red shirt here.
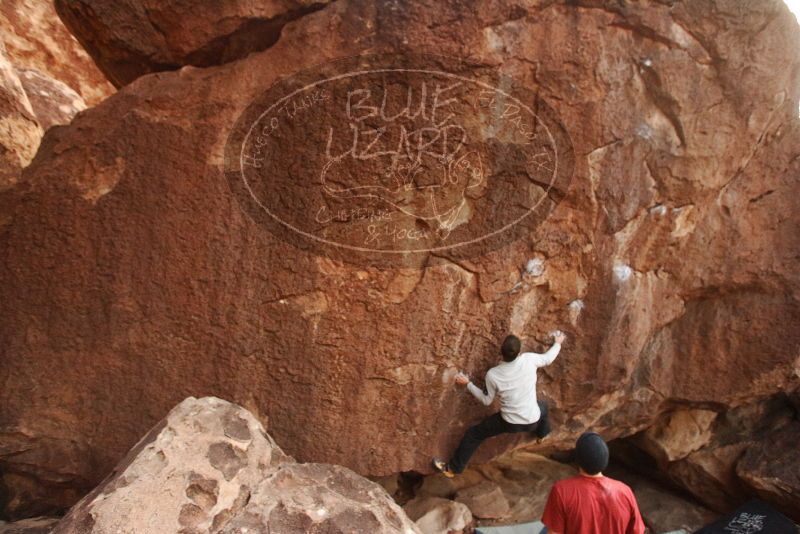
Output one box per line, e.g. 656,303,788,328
542,432,646,534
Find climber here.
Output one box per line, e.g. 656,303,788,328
432,331,565,477
541,433,645,534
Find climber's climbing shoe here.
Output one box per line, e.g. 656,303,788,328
432,458,455,478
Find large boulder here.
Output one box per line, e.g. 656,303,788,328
54,0,333,87
52,397,420,534
1,0,800,518
0,0,113,105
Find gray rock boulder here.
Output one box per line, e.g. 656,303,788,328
52,397,420,534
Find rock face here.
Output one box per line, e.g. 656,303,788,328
52,397,421,534
54,0,333,87
1,0,800,519
0,0,113,105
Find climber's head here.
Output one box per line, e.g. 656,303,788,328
575,432,609,476
500,335,521,362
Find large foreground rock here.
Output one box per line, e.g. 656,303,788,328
52,397,420,534
1,0,800,518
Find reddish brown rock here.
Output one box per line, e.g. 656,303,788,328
54,0,333,87
52,397,420,534
736,422,800,522
0,0,113,105
1,0,799,520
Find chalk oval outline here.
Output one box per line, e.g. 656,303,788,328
232,56,570,256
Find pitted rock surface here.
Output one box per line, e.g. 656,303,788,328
52,397,421,534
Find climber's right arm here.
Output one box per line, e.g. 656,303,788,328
466,374,496,406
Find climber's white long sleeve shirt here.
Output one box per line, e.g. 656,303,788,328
466,342,561,425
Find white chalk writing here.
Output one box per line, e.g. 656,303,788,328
724,512,766,534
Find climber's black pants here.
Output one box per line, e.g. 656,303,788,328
449,400,549,474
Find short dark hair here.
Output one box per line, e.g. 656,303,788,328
575,432,609,475
501,335,521,362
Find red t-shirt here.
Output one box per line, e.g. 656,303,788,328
542,475,646,534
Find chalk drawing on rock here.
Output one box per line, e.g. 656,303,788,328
224,54,574,266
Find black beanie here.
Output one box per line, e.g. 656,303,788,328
575,432,609,475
